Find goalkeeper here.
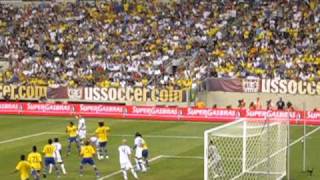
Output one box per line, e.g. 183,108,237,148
208,140,224,178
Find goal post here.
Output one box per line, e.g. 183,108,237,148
204,117,289,180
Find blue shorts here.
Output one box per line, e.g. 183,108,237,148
45,157,55,166
69,137,78,143
99,141,107,148
81,158,95,165
142,150,149,158
31,170,40,176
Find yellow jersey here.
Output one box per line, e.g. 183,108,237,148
42,144,55,158
27,152,42,170
16,160,31,180
95,126,110,142
80,145,96,158
66,125,78,137
143,141,148,150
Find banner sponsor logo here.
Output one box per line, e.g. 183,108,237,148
131,106,178,115
242,79,260,93
261,79,320,95
0,85,47,99
26,103,73,112
68,88,83,100
79,104,124,113
0,103,20,110
246,110,300,119
186,108,238,117
84,87,184,102
306,111,320,119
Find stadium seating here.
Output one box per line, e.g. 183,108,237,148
0,0,319,89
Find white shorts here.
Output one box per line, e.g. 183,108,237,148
135,148,143,159
53,152,63,163
78,130,86,139
120,161,133,170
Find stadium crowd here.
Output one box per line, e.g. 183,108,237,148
0,0,319,89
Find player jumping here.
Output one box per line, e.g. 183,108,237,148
95,121,110,160
76,115,86,145
51,138,67,175
80,140,100,178
42,139,60,178
27,146,42,180
119,139,139,180
66,121,80,155
133,132,147,172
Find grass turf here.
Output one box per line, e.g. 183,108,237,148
0,115,319,180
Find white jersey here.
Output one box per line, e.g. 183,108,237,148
90,136,99,148
78,118,86,139
134,136,145,158
78,118,86,131
118,145,134,170
53,142,63,162
208,144,221,163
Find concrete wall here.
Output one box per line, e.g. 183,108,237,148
198,91,320,110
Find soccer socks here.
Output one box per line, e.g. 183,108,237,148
131,168,138,179
80,165,84,176
93,166,100,177
60,163,67,175
122,170,128,180
139,159,146,172
49,164,53,174
135,159,141,171
67,143,72,155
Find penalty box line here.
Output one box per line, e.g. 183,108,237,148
98,155,203,180
0,132,203,144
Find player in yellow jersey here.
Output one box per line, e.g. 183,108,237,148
27,146,42,180
80,140,100,178
95,121,110,160
42,139,60,178
66,121,80,155
14,155,31,180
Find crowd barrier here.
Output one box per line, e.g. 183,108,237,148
0,102,320,125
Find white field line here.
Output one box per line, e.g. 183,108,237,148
0,132,203,144
0,132,47,144
98,155,203,180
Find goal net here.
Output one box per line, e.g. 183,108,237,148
204,117,288,180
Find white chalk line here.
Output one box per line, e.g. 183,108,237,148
98,155,203,180
0,132,203,144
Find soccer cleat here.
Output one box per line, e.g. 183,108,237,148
105,155,109,159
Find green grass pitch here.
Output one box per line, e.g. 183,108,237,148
0,115,319,180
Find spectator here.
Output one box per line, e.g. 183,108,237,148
249,102,256,110
266,100,274,110
255,97,262,109
276,98,285,110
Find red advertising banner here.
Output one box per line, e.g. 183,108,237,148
0,102,320,125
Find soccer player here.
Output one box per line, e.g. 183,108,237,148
51,138,67,175
133,132,147,172
119,139,139,180
66,121,80,155
90,136,101,159
208,140,224,178
76,115,86,145
14,155,31,180
95,121,110,160
27,146,42,180
80,140,100,178
42,139,60,178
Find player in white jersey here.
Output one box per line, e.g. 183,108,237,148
89,136,101,159
133,132,146,172
118,139,138,180
208,140,223,178
76,115,86,144
50,138,67,175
